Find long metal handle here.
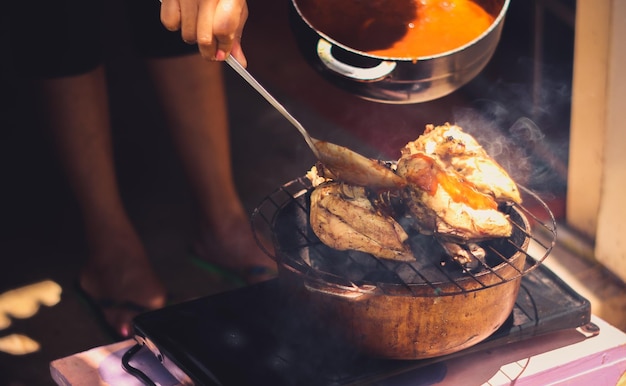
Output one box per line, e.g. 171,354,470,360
225,55,320,157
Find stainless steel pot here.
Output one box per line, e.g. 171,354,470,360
289,0,511,104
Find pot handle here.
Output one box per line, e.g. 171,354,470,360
303,279,376,300
316,39,397,81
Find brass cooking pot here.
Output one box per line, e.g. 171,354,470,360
289,0,511,104
256,179,532,360
278,250,527,359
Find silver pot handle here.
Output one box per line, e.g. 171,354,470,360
316,39,397,81
303,279,376,300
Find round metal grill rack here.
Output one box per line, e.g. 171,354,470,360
252,176,557,297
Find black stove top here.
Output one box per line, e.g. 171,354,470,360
128,261,591,386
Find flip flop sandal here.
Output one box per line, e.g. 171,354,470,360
73,281,152,342
188,250,277,286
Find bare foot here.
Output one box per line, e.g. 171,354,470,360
194,214,277,284
78,233,166,338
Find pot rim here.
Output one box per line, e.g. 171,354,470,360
252,176,556,298
277,205,530,298
291,0,511,62
275,188,534,298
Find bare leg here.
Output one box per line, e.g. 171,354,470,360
41,66,166,337
147,54,276,283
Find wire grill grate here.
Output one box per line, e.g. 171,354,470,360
252,176,556,297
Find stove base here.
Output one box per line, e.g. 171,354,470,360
129,262,592,385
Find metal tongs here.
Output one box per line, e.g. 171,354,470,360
226,56,406,190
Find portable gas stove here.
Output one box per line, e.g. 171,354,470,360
124,264,593,386
123,175,596,385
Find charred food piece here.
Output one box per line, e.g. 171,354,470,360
438,240,487,271
309,182,414,262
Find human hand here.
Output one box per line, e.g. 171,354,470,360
160,0,248,66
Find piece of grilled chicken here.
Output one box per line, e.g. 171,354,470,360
402,123,522,204
396,152,513,243
396,123,521,243
309,182,414,262
307,123,520,265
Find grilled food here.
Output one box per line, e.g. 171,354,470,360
309,182,414,261
307,123,520,263
402,123,521,204
396,149,513,242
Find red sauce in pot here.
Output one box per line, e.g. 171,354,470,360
297,0,496,59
